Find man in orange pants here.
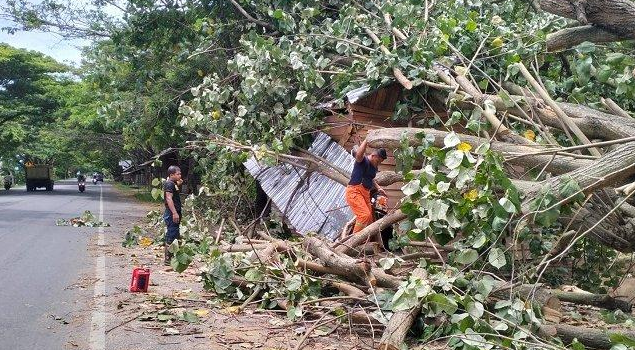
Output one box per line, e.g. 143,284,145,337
345,139,388,233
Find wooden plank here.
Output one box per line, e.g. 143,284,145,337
349,104,395,118
338,124,354,146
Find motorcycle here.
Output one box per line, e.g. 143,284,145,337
92,177,97,185
78,181,86,192
3,176,12,190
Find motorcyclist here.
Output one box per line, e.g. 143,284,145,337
3,173,13,190
77,172,86,183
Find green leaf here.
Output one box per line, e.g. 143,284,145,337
285,275,302,292
537,206,560,227
379,257,396,270
465,19,477,32
295,90,307,101
499,197,516,214
575,41,596,53
245,268,264,282
606,53,627,65
444,150,464,170
474,276,495,297
180,311,200,323
428,293,458,315
466,301,484,319
443,132,461,148
152,178,161,186
392,288,419,311
559,175,584,202
492,216,507,231
462,328,493,349
272,9,284,19
455,249,478,265
488,247,507,269
571,339,586,350
401,179,420,196
151,187,163,200
609,333,635,347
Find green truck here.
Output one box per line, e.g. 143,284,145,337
25,164,54,191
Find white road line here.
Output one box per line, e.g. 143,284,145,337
90,184,106,350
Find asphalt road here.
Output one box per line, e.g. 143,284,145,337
0,179,110,349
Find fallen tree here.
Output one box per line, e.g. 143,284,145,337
169,0,635,349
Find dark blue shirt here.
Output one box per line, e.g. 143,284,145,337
348,157,377,190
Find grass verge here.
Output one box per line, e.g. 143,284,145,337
113,182,162,203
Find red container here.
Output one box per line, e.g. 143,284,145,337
130,268,151,292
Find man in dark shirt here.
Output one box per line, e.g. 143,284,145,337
345,139,387,234
163,165,182,266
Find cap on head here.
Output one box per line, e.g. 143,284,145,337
374,148,387,160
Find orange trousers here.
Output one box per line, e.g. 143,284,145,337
345,184,373,233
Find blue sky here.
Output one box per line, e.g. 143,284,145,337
0,17,90,66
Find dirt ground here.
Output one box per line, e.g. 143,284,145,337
67,187,380,350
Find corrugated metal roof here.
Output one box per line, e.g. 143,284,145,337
244,132,354,240
345,85,372,104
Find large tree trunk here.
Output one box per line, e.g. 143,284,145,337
366,127,592,175
539,0,635,38
547,25,625,51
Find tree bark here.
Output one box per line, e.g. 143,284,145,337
379,268,427,350
527,142,635,200
491,283,562,311
539,0,635,39
537,101,635,140
559,193,635,252
464,92,635,142
539,323,635,349
304,237,374,286
547,25,625,51
555,290,632,312
366,127,593,174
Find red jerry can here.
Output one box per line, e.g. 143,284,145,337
130,268,151,292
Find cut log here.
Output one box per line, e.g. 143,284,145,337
539,324,635,349
330,282,366,298
295,257,402,289
304,237,373,285
555,291,632,313
220,243,269,252
346,242,382,257
536,101,635,141
248,240,290,264
469,93,635,141
372,268,402,289
378,268,427,350
491,283,562,312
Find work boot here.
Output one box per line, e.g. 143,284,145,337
164,245,173,266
